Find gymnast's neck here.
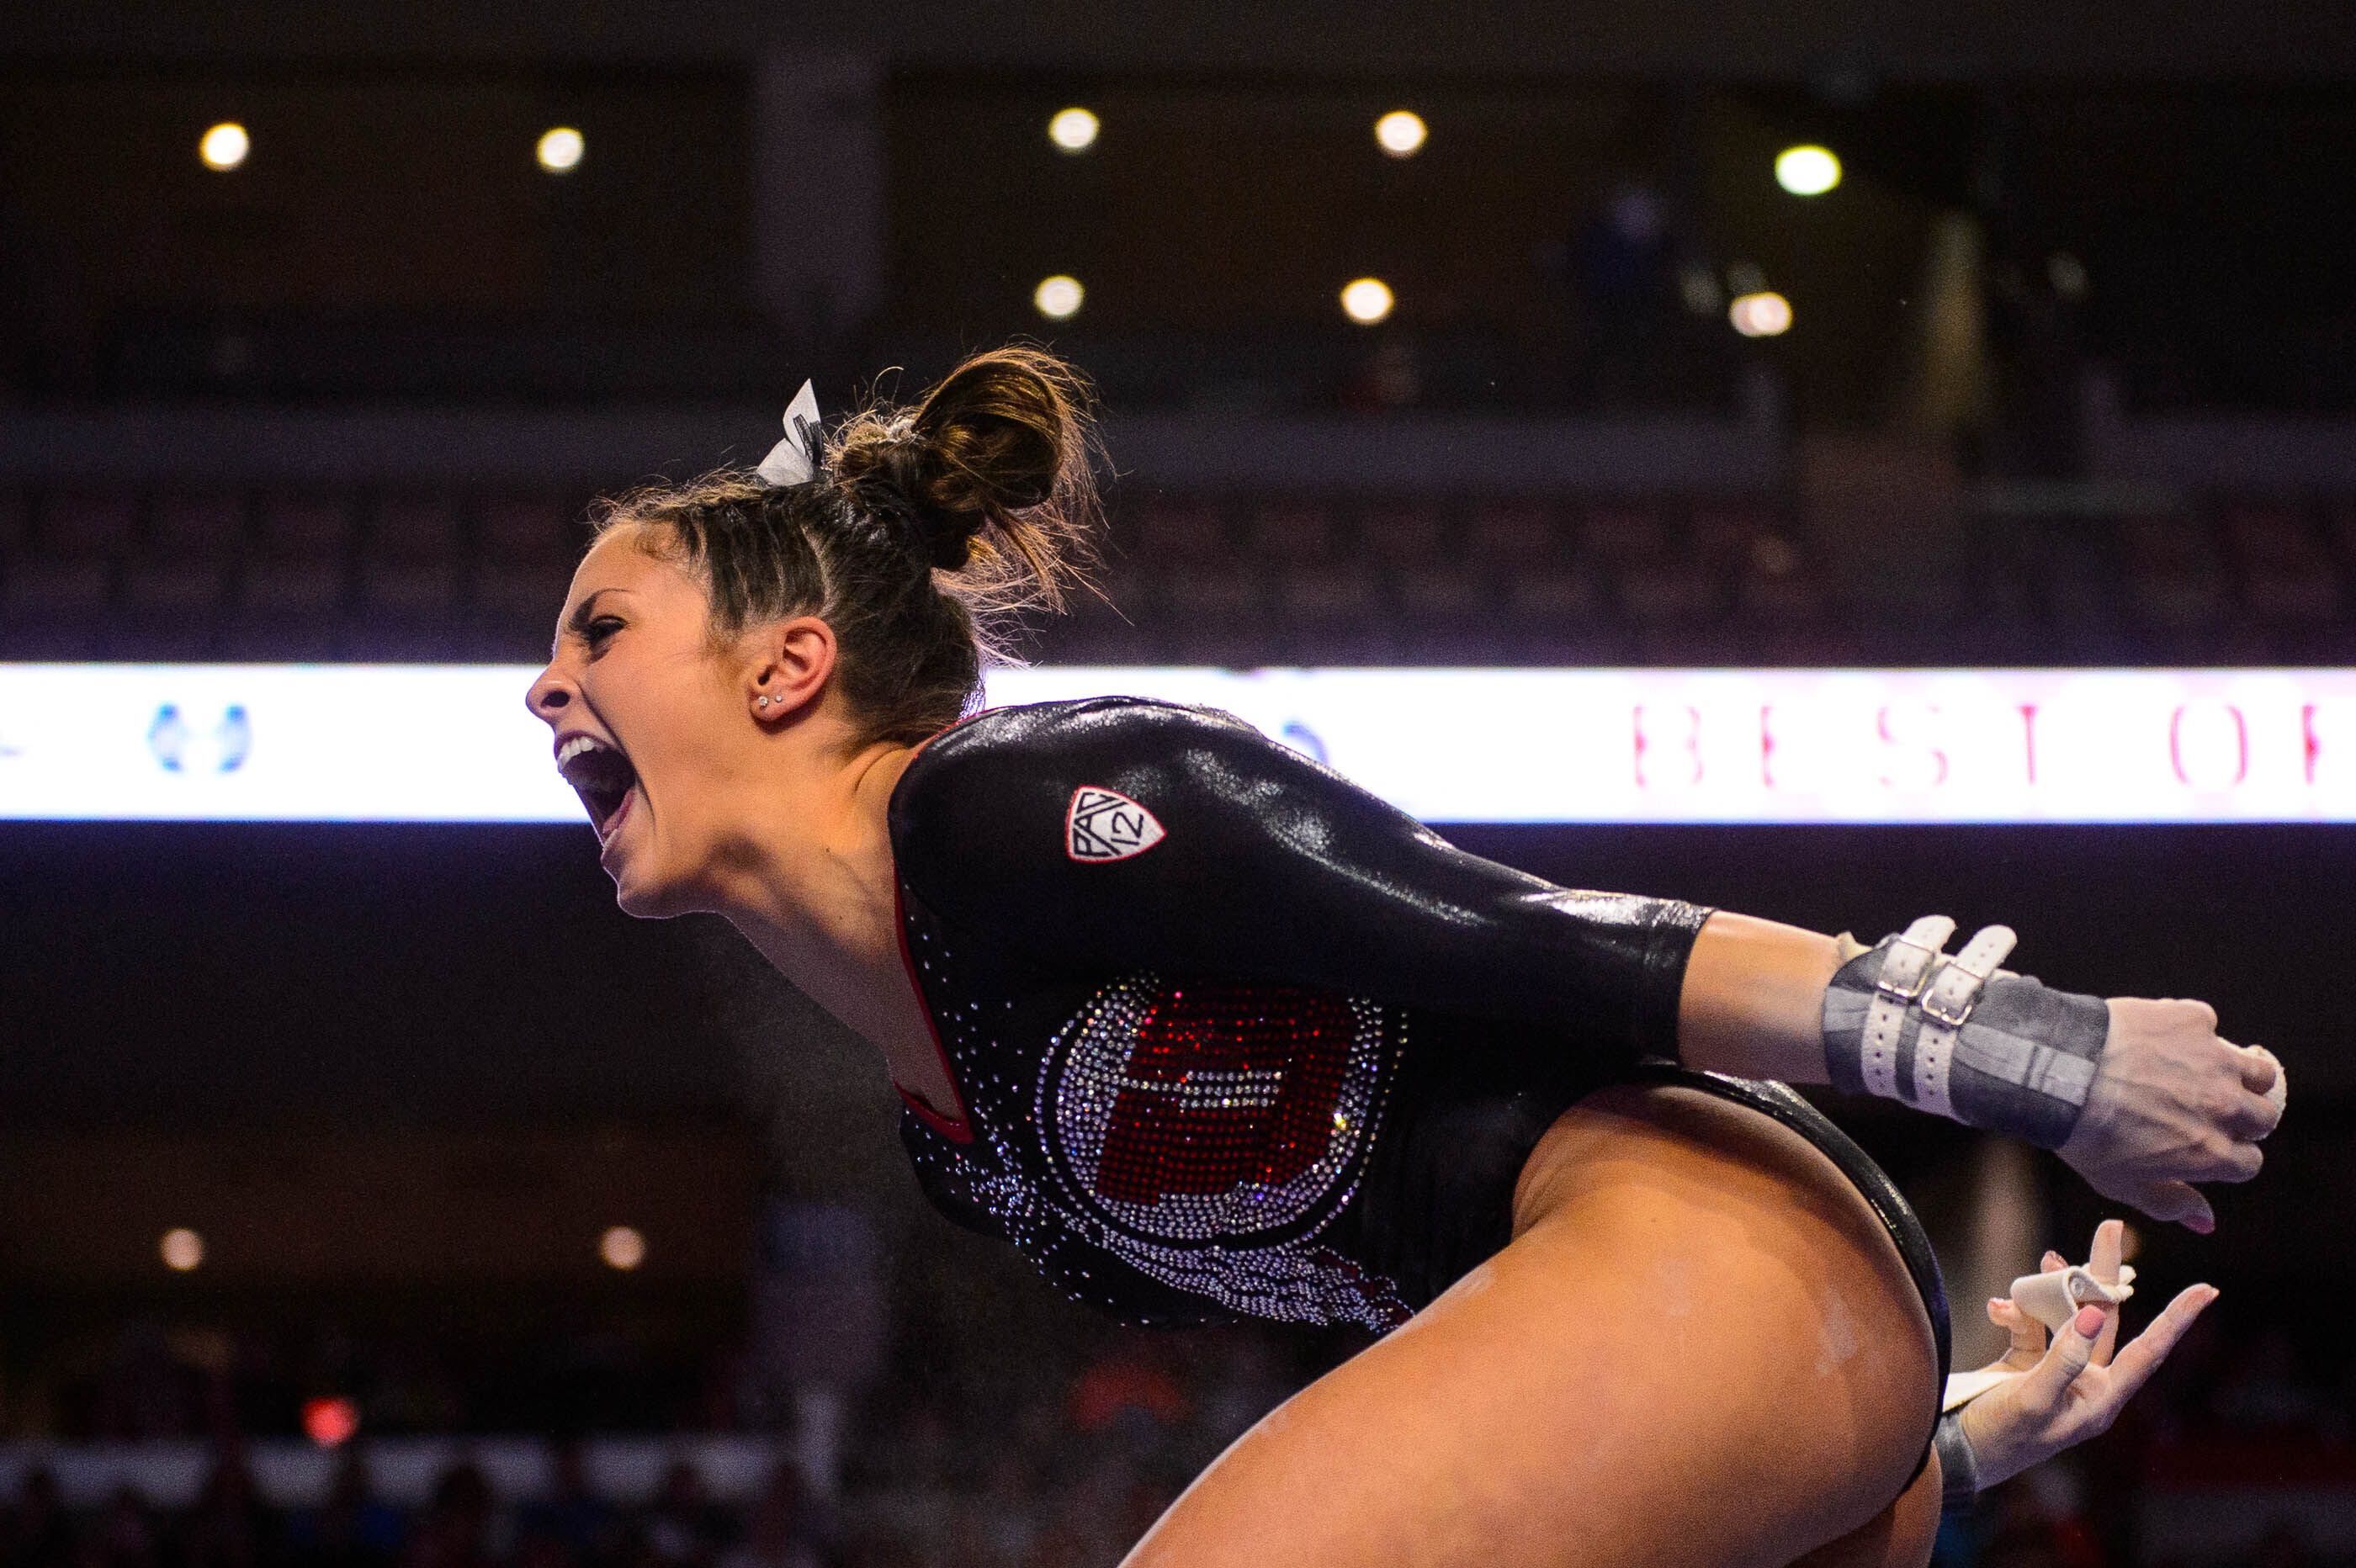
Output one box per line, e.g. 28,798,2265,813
703,724,946,1092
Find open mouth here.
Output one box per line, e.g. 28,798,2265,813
555,734,639,843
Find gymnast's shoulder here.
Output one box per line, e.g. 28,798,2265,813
888,695,1258,888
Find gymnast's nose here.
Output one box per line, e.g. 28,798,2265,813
527,660,576,723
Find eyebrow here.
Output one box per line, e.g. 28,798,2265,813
555,588,630,657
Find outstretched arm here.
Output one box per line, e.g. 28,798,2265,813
899,698,2281,1226
1678,911,2284,1230
895,697,1711,1076
1675,910,1844,1083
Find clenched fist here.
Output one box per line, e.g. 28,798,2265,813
2061,998,2284,1232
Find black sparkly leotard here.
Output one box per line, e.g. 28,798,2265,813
887,697,1949,1393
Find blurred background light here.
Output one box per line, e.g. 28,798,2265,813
301,1396,360,1448
159,1227,204,1271
1340,276,1394,324
1033,274,1085,319
199,122,248,172
1048,106,1100,152
535,126,585,173
2048,250,2090,299
1373,110,1428,157
1679,263,1724,315
1774,144,1842,196
1729,289,1793,336
599,1225,646,1270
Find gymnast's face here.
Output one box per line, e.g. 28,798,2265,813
525,524,766,917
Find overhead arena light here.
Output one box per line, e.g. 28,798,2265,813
160,1227,205,1271
199,122,249,172
1374,110,1428,157
1340,277,1395,324
1775,145,1841,196
1034,274,1085,320
537,126,586,173
601,1226,647,1270
1729,290,1793,337
1048,107,1100,153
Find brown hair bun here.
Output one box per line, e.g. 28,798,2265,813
830,345,1100,600
589,343,1105,750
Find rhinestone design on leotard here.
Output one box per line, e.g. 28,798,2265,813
894,885,1413,1331
1043,977,1385,1241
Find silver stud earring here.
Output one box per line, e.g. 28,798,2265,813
757,696,772,707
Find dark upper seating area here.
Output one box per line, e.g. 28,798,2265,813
3,483,2351,667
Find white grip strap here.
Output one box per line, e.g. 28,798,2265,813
1862,915,1952,1100
1912,924,2018,1118
1939,1264,2136,1412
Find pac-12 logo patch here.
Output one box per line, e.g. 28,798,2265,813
1067,786,1165,862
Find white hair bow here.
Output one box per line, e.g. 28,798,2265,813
755,381,824,487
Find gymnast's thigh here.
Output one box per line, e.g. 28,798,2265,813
1119,1083,1939,1568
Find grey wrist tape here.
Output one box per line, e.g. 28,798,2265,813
1934,1410,1982,1515
1823,917,2109,1150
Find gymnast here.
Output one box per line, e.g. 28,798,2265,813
524,347,2283,1565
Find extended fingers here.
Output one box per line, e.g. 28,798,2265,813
2087,1220,2125,1364
2088,1220,2123,1281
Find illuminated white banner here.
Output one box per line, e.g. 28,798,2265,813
1,664,2352,824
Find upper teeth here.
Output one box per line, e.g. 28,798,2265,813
557,735,610,767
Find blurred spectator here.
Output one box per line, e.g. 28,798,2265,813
715,1465,829,1568
1064,1348,1190,1440
80,1486,162,1568
288,1449,405,1568
516,1442,613,1568
1189,1334,1288,1449
942,1450,1038,1568
399,1463,493,1568
1983,249,2090,478
177,1451,282,1568
1024,1468,1129,1568
8,1299,2356,1568
638,1461,725,1568
853,1400,957,1493
3,1470,76,1568
1977,1465,2103,1568
1339,336,1424,413
1568,178,1683,409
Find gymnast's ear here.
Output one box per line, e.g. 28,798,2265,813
745,612,838,721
